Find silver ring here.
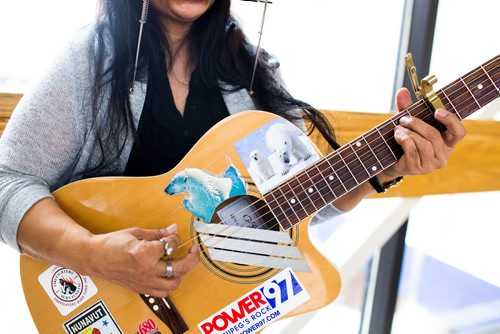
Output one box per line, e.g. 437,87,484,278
165,258,175,278
159,239,173,256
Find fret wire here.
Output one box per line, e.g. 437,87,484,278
466,75,499,108
325,154,348,192
361,134,384,172
265,191,293,230
446,94,477,120
301,170,327,211
441,57,498,100
348,142,372,178
441,62,498,102
433,62,498,119
328,158,357,191
459,77,482,108
299,175,319,212
308,164,336,203
439,89,462,120
309,161,338,203
286,182,314,220
293,174,318,213
342,144,372,181
337,151,360,186
308,168,330,207
480,64,499,92
409,99,447,132
292,177,316,215
447,78,494,119
374,127,397,160
364,131,398,169
462,68,496,103
313,162,338,200
440,79,475,118
388,116,400,128
277,184,303,223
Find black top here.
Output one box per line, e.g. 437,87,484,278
125,56,230,176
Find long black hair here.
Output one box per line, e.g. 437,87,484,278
89,0,339,171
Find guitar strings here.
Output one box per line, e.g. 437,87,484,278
179,73,499,261
168,59,499,261
171,63,500,263
171,81,499,272
217,59,499,227
161,61,500,302
212,59,500,228
208,62,500,230
169,60,500,258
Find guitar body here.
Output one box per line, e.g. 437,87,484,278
18,53,500,333
20,111,341,334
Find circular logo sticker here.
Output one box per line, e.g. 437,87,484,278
50,268,84,302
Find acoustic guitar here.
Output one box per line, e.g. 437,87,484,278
20,54,499,334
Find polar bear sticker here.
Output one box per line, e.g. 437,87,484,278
249,149,274,183
265,123,312,175
234,118,319,194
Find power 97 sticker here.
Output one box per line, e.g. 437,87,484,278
198,268,310,334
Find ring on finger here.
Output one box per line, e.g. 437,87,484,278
159,239,173,256
165,258,175,278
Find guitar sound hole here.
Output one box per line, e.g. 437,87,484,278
214,195,279,231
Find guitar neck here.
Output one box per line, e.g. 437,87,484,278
265,54,500,229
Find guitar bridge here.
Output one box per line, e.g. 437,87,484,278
139,294,188,334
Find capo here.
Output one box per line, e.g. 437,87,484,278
404,53,445,111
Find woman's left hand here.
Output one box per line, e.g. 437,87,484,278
381,88,467,180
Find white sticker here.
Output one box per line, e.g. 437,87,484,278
38,265,98,316
198,267,310,334
63,300,122,334
234,118,320,194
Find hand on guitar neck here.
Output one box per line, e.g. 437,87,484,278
387,87,466,177
331,87,466,212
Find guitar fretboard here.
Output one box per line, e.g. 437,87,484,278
264,54,500,230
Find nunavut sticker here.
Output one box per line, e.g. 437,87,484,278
38,265,98,316
198,267,310,334
63,300,122,334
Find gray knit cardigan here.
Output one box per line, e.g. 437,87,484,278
0,25,342,251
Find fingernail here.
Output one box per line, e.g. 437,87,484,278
437,109,448,117
167,224,178,233
399,116,410,124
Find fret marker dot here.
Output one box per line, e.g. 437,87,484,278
149,298,155,304
371,166,378,172
153,305,159,311
478,84,483,90
356,141,361,147
329,175,334,181
290,198,296,204
308,188,314,193
144,295,150,297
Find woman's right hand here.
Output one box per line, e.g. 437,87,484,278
86,223,200,297
18,198,199,298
